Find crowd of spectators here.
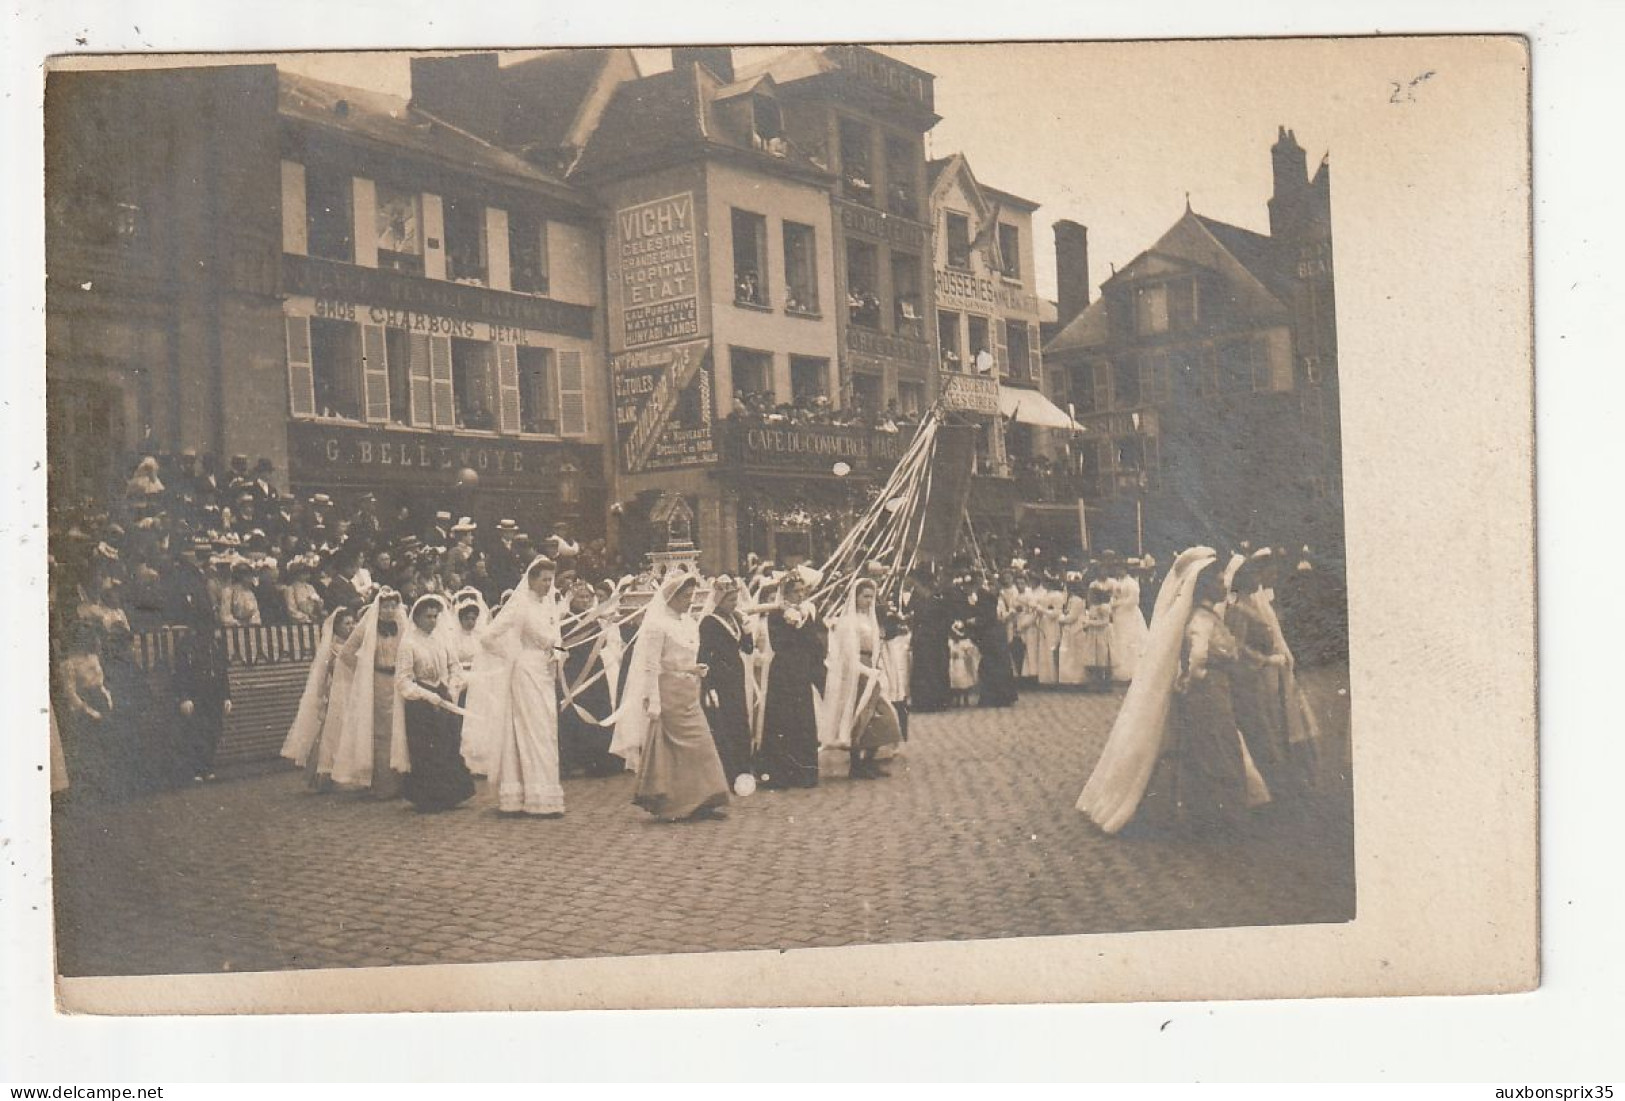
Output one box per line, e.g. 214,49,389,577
726,391,921,434
49,449,614,655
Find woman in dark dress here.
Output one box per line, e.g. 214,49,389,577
971,576,1019,708
557,581,620,777
1170,566,1255,830
395,595,476,812
697,575,754,788
907,576,952,714
756,568,826,789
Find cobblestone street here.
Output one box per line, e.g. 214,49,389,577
52,670,1354,978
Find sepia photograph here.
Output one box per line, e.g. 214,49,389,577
31,31,1535,1017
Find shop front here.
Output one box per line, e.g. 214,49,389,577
718,419,907,567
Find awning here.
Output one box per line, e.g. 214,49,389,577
998,385,1081,431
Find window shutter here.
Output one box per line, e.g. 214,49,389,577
496,342,521,434
558,349,587,437
994,318,1009,377
285,316,315,418
429,335,456,428
407,334,433,427
1092,360,1110,412
1026,323,1043,383
361,324,390,422
1143,434,1161,491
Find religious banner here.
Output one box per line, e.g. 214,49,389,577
612,338,717,474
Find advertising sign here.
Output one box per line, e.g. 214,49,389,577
614,192,700,349
612,338,717,474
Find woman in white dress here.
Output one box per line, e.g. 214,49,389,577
610,570,730,820
330,589,410,797
437,587,490,702
462,556,567,817
1076,548,1216,833
1077,548,1271,834
1055,573,1092,687
279,605,360,791
1035,579,1065,686
1109,561,1151,683
818,577,903,779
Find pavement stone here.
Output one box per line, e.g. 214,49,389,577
52,668,1355,977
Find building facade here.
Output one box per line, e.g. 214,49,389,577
46,63,615,545
1043,128,1342,561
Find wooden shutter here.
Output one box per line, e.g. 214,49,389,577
361,323,390,422
407,333,433,427
285,316,315,418
429,335,456,428
1091,359,1110,412
496,342,521,434
994,318,1009,377
1026,323,1043,383
558,349,587,437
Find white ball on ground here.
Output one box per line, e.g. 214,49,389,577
734,773,757,796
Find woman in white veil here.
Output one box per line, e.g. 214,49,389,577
461,556,567,817
280,604,360,790
330,588,410,796
1076,547,1218,833
610,569,730,820
817,576,902,779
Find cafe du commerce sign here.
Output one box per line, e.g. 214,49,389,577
732,423,906,476
288,421,571,492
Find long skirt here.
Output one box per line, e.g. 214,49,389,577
851,689,903,752
702,675,753,785
369,670,404,799
1035,620,1062,685
1173,673,1248,829
403,695,476,811
494,650,566,815
1111,608,1150,683
1231,663,1291,797
635,671,730,819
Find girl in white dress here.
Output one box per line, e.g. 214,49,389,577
279,605,359,790
330,589,409,797
462,557,567,817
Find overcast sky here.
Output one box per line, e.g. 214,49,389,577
281,41,1357,303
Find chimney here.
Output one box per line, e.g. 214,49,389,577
409,54,503,143
1054,219,1091,328
1269,124,1309,239
672,47,734,83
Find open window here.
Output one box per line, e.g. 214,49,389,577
305,167,353,263
937,309,962,371
443,196,487,284
508,210,550,295
374,182,423,276
732,208,769,307
782,221,819,315
891,251,923,338
839,117,874,202
945,212,971,270
845,240,880,329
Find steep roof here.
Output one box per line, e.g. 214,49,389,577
571,66,707,180
278,69,579,200
499,49,616,155
571,62,833,184
1191,213,1293,302
1044,207,1294,356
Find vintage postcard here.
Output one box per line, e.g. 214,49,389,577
38,34,1533,1014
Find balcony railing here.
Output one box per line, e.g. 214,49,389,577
718,419,907,478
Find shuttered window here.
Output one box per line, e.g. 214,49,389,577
361,324,390,423
994,318,1010,377
285,316,315,418
407,334,433,427
496,342,521,435
558,350,587,437
429,335,456,428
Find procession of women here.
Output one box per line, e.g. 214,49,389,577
274,530,1331,834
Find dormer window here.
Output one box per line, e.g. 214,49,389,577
839,117,874,202
751,95,786,156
